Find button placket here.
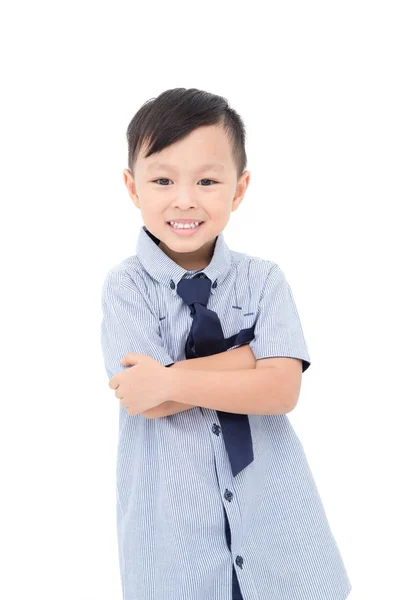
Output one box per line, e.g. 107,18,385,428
209,418,245,573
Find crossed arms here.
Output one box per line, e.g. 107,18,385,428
141,344,302,418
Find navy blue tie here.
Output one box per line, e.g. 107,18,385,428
176,272,254,477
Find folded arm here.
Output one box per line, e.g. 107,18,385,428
164,356,302,416
141,344,256,418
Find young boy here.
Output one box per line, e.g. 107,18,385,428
101,87,352,600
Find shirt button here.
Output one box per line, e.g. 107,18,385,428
212,280,218,288
212,423,221,436
235,555,244,569
224,489,233,502
170,280,175,289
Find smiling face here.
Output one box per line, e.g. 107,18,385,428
123,124,250,270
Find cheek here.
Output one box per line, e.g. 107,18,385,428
139,203,159,218
213,198,234,216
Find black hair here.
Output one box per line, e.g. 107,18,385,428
126,88,247,181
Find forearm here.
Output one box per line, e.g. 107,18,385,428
141,344,257,419
168,366,289,416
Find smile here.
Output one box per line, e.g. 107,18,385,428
167,221,205,236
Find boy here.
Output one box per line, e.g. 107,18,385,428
101,87,352,600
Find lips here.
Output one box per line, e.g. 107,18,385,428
167,220,204,224
167,221,205,235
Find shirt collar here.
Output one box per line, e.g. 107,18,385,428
135,225,232,295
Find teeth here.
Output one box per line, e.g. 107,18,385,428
169,221,202,229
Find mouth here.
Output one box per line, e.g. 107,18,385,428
166,221,205,236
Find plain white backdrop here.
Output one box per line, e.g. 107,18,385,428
1,1,399,598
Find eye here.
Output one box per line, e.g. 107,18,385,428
152,178,172,185
199,179,217,186
151,178,218,186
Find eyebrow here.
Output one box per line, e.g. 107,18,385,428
146,162,225,173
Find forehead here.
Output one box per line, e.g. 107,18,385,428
146,162,225,173
140,125,234,172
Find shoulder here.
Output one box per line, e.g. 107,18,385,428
230,249,282,285
101,255,149,300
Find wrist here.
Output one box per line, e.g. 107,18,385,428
164,365,182,402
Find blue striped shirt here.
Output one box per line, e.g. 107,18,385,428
100,225,352,600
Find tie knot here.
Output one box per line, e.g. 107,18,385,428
176,273,212,308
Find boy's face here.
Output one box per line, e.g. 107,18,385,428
123,124,250,270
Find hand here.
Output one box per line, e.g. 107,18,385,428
108,353,172,416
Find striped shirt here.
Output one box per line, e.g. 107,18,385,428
100,225,352,600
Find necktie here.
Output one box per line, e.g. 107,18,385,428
176,273,254,477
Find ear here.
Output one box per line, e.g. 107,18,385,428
123,168,140,208
232,170,250,212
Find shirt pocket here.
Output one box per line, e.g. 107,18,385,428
218,288,258,352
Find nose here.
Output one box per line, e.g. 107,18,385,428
172,190,198,210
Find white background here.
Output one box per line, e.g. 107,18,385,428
1,1,399,598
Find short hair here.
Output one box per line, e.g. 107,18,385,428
126,87,247,181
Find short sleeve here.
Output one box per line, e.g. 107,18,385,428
248,263,311,373
100,268,175,380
